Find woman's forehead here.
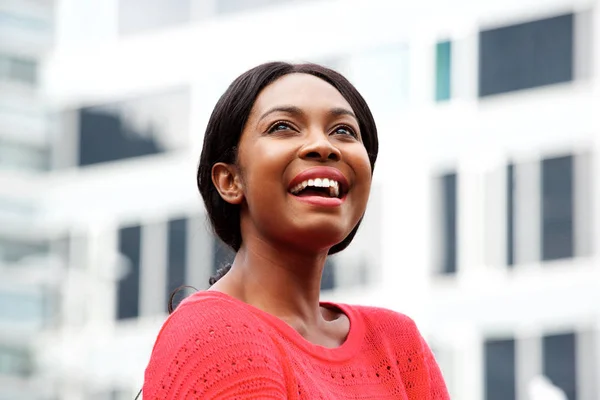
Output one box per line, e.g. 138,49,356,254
250,73,353,118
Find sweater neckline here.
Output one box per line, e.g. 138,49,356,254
195,290,365,363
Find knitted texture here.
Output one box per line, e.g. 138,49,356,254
143,291,449,399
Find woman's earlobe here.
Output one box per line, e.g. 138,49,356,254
212,163,244,205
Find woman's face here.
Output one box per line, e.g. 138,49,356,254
236,73,372,252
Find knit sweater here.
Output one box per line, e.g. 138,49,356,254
143,291,449,399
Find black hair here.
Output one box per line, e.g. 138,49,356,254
198,62,379,284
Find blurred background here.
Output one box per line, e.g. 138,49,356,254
0,0,598,399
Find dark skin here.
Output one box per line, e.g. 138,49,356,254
209,73,372,348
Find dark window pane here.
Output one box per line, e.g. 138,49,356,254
212,237,235,276
76,89,189,167
507,163,515,266
484,338,516,400
543,332,577,400
321,258,335,291
167,218,187,310
479,13,573,97
117,225,141,320
541,155,574,261
78,109,163,166
441,173,457,274
435,41,452,101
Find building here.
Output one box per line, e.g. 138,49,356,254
1,0,598,398
0,0,62,399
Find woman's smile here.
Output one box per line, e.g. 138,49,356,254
288,166,349,207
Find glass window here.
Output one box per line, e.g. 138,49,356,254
166,218,187,310
0,345,33,377
0,237,49,264
541,155,574,261
0,138,49,172
0,289,51,327
439,172,457,274
479,13,574,97
543,332,577,400
484,338,516,400
118,0,190,35
0,53,38,85
215,0,293,15
435,41,452,101
117,225,141,320
506,163,515,266
76,88,190,167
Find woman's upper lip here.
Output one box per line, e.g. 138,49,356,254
288,166,349,193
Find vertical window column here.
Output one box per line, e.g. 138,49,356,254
484,338,516,400
438,172,458,274
435,40,452,101
541,155,574,261
117,225,141,320
542,332,577,400
166,218,188,311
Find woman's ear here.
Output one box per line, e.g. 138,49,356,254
211,163,244,205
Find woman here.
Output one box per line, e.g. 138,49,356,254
143,62,449,399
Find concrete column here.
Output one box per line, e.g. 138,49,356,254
514,159,541,265
140,221,167,317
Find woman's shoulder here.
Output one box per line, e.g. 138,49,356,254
153,290,275,349
144,291,287,398
348,303,418,330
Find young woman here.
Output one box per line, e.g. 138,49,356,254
142,62,449,399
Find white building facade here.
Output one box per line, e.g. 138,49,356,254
1,0,599,399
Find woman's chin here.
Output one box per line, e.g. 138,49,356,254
283,223,349,252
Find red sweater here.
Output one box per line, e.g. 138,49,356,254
143,291,449,399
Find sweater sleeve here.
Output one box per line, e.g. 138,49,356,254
400,316,450,400
142,299,288,400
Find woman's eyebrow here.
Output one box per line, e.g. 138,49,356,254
258,105,304,122
258,106,358,123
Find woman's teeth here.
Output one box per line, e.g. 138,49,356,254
290,178,340,198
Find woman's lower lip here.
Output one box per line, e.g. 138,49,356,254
291,194,345,207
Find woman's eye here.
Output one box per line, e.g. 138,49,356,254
333,125,358,138
268,122,293,133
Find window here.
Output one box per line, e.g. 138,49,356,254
479,13,574,97
0,345,33,377
166,218,187,310
438,172,457,274
117,225,141,320
76,88,190,167
435,41,452,101
484,338,516,400
541,155,574,261
0,288,51,328
506,163,515,266
118,0,190,35
216,0,294,15
0,238,49,264
543,332,577,400
212,237,235,277
320,258,335,291
0,53,38,85
0,138,50,171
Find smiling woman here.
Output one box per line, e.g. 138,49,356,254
142,62,449,399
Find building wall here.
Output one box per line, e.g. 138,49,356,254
0,0,598,398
